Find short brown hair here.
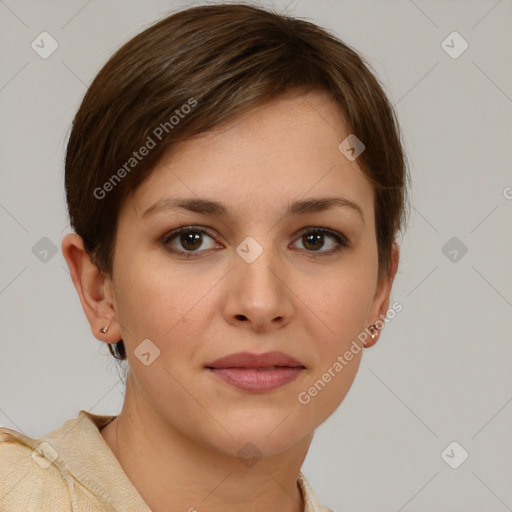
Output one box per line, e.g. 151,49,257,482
64,3,409,361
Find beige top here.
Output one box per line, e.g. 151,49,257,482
0,410,332,511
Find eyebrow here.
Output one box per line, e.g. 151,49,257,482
141,196,364,223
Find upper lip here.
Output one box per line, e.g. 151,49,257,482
205,351,305,369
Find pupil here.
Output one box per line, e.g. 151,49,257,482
304,233,323,251
181,232,202,250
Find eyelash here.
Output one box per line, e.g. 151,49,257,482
161,226,350,259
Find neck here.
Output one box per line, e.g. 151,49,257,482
100,376,312,512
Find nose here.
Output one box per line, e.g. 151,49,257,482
222,239,294,333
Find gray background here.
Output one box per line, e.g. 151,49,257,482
1,1,511,511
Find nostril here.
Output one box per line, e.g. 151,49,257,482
235,315,248,321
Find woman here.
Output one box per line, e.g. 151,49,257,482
0,3,407,511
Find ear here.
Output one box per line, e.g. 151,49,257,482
364,242,400,348
61,233,122,346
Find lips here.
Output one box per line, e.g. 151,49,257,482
205,351,305,393
206,351,305,369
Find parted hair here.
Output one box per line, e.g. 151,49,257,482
64,3,409,361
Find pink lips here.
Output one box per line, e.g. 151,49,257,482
205,351,305,392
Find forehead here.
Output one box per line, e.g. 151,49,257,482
129,91,374,222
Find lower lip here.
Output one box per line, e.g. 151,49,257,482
207,367,304,392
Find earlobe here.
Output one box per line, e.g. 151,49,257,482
61,233,119,343
362,315,385,348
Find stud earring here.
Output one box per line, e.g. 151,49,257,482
369,324,379,340
100,319,113,334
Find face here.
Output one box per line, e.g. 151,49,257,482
105,91,393,457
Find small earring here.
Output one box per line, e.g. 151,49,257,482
369,325,379,340
100,319,113,334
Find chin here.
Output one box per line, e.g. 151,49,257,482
201,408,315,458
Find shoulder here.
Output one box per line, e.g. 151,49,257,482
1,411,142,512
0,426,73,511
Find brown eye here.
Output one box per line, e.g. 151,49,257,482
292,227,349,255
163,227,218,256
302,232,325,251
179,232,203,251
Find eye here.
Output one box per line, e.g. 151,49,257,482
291,227,350,255
162,226,219,257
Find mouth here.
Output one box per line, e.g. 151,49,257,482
205,351,306,393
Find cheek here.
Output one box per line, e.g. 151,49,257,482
112,252,221,350
296,266,376,344
293,276,372,424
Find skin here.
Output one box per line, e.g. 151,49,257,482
62,90,399,512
